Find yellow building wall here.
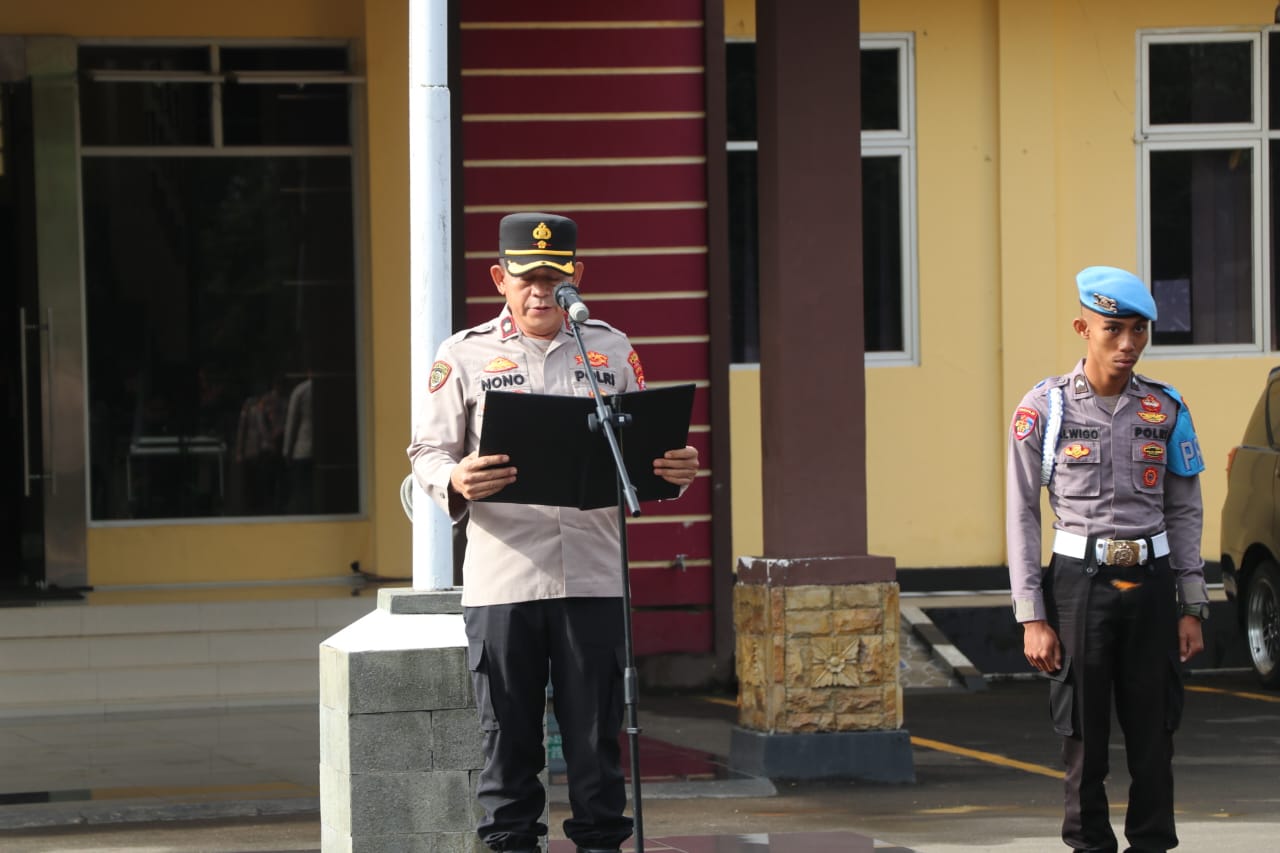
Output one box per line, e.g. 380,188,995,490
3,0,415,586
6,0,1273,585
730,0,1275,574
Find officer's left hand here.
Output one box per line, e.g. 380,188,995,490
1178,615,1204,663
654,446,698,487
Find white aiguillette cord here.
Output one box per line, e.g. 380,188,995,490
1041,386,1063,487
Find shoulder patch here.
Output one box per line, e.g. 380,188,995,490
428,360,452,393
627,350,647,390
1013,406,1039,440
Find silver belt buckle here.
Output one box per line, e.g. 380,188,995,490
1101,539,1143,568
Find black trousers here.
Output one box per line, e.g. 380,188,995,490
464,597,632,852
1046,554,1184,853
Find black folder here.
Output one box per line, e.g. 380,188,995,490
476,384,696,510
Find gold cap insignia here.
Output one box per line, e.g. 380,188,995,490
532,221,552,248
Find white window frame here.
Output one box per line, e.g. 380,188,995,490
77,38,370,526
725,33,918,366
1137,28,1271,356
861,33,918,367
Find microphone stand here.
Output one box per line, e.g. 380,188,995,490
565,312,646,853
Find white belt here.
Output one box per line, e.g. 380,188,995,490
1053,530,1170,567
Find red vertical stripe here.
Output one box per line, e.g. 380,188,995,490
460,4,713,654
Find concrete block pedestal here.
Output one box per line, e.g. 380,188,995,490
319,589,498,853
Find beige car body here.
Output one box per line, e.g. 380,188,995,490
1221,366,1280,688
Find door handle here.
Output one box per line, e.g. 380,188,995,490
18,306,52,497
19,306,35,497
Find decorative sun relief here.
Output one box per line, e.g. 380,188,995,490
810,638,859,687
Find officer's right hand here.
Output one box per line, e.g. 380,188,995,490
1022,620,1063,673
449,452,516,501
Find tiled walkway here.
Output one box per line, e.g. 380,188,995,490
0,621,968,830
0,706,320,822
548,831,913,852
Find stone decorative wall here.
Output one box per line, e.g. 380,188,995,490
735,581,902,733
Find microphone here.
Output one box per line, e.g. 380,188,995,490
555,282,590,323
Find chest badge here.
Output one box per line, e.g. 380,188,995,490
1138,411,1167,424
1141,442,1165,461
1063,443,1091,459
483,356,519,373
575,351,610,368
1140,395,1162,413
1143,466,1160,488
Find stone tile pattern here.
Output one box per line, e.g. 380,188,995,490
735,583,903,733
320,610,495,853
898,623,962,690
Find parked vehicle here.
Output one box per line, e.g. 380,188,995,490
1221,366,1280,688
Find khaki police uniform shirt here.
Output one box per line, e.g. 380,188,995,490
408,307,648,607
1006,359,1208,623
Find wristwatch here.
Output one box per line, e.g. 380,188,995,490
1180,602,1210,621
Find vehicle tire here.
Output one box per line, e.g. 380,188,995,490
1245,560,1280,689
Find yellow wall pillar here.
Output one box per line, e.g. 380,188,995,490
996,0,1062,413
361,0,413,580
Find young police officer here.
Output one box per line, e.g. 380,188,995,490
1006,266,1209,853
408,213,699,853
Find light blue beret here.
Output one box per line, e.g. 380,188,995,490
1076,266,1158,321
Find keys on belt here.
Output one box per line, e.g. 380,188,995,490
1053,529,1170,567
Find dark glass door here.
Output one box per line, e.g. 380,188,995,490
1,80,45,592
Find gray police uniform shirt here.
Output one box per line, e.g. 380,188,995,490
408,307,648,608
1006,359,1208,623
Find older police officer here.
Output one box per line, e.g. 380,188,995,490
1006,266,1209,853
409,213,698,853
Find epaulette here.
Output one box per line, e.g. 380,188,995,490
578,316,627,338
443,321,493,346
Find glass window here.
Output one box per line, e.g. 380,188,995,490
79,46,214,147
1148,40,1253,126
863,153,904,351
222,46,351,146
728,149,759,362
726,41,756,142
725,34,917,364
1139,31,1275,352
80,44,360,521
861,48,900,132
1148,147,1254,347
1267,377,1280,446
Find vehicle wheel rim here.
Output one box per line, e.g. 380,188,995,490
1248,575,1280,677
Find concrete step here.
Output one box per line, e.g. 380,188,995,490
0,590,376,716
